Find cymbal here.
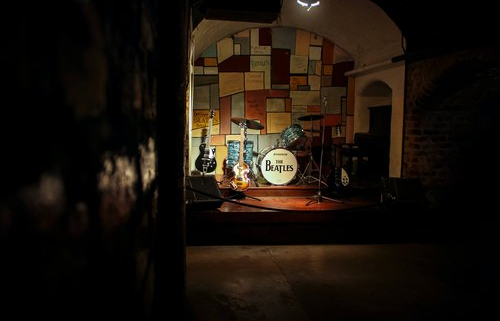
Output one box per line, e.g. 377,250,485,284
298,114,324,121
230,117,264,130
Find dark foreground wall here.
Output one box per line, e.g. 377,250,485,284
0,1,174,319
402,48,500,316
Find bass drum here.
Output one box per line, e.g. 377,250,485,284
257,147,298,185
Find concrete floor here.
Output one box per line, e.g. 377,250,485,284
186,241,498,321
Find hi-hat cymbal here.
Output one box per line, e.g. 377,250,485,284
298,114,324,121
231,117,264,130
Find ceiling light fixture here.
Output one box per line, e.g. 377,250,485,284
297,0,320,11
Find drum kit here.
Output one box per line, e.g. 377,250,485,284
222,94,346,204
226,114,329,188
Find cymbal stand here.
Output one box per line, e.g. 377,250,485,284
306,96,343,205
297,118,327,186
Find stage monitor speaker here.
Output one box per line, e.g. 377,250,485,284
185,175,224,210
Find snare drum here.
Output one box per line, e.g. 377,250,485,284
257,147,298,185
226,140,254,168
280,124,306,149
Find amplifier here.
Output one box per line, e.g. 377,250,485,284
185,175,224,210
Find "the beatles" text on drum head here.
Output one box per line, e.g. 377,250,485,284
257,147,298,185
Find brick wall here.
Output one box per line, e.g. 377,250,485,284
403,49,500,208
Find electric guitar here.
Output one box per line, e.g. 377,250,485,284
229,125,250,191
195,110,217,174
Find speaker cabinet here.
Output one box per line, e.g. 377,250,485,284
185,175,224,210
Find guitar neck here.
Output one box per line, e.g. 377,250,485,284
238,127,245,166
206,110,214,147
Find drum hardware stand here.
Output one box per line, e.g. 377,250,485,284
296,114,328,186
306,96,343,205
226,190,261,201
297,150,325,186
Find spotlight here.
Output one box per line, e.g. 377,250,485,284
296,0,320,11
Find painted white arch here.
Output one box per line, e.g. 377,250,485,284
353,63,405,177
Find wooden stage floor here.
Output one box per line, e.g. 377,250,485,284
217,189,379,213
186,174,383,216
186,175,433,245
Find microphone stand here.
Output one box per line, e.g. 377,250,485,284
306,96,343,205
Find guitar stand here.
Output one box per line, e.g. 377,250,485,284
226,190,261,201
248,167,260,187
225,168,261,201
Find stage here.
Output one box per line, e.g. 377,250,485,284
185,176,394,245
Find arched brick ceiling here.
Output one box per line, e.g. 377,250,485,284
193,0,497,65
193,0,403,67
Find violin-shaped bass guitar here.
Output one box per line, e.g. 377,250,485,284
229,126,250,191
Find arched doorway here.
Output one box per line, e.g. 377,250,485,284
354,80,392,179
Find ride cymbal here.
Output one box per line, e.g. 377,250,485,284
230,117,264,130
298,114,324,121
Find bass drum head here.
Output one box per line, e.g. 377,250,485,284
257,147,298,185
